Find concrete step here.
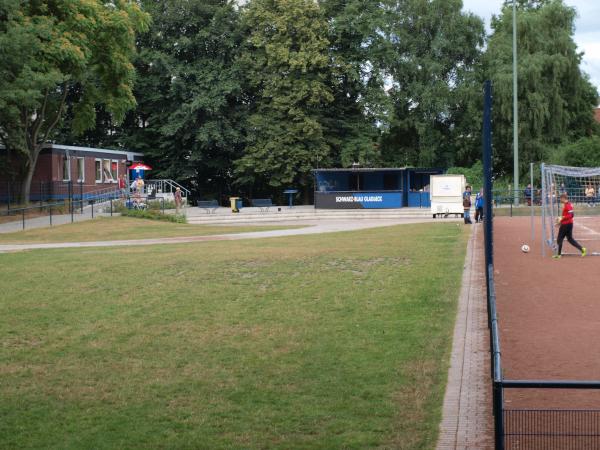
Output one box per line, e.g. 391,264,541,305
185,207,436,224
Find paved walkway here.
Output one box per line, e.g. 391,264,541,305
436,224,493,449
0,218,456,252
0,208,112,234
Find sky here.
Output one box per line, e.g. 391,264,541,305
462,0,600,95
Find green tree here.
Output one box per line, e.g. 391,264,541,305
0,0,149,203
129,0,244,199
319,0,392,167
235,0,333,200
550,136,600,167
485,0,599,176
381,0,485,168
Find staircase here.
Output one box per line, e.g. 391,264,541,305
145,179,190,199
186,205,437,225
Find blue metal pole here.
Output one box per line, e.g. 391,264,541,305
483,80,494,269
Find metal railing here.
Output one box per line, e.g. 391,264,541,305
145,179,190,198
0,199,118,231
492,187,600,207
504,408,600,449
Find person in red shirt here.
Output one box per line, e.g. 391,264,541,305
553,193,587,259
118,174,127,198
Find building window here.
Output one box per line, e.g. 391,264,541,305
77,158,85,182
102,159,113,182
62,156,71,181
111,160,118,182
95,159,102,183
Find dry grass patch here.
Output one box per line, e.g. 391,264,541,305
0,215,304,244
0,223,467,449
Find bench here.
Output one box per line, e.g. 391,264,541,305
197,199,219,214
251,198,274,213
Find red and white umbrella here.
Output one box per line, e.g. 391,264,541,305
130,163,152,170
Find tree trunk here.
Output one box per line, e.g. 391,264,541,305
17,147,40,205
18,162,35,205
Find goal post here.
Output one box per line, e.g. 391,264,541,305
541,163,600,256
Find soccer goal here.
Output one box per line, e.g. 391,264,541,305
541,163,600,256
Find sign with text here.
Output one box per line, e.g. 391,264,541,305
315,192,403,209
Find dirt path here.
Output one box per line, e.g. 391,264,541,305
494,216,600,409
0,218,458,253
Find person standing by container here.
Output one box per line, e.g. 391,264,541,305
475,188,484,223
463,185,472,224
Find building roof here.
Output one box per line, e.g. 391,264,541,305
1,143,144,159
46,144,144,158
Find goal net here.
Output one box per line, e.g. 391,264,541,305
541,163,600,256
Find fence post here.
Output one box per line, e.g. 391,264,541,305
49,205,52,226
91,200,94,218
493,381,505,450
7,181,11,212
482,80,494,271
22,208,25,230
110,199,113,216
162,197,165,214
80,180,83,213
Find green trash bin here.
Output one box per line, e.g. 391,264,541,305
230,197,241,213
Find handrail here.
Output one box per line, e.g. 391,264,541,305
145,179,190,196
502,380,600,389
0,201,67,215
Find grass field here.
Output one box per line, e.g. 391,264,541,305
0,222,467,449
0,216,303,244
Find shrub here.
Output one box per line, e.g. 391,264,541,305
446,160,483,190
550,136,600,167
147,199,177,210
119,208,187,223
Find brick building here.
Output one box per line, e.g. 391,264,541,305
1,144,144,201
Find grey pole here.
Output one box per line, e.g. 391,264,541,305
513,0,519,206
541,163,546,257
530,162,534,244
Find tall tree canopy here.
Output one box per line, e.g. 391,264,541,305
381,0,485,168
319,0,392,167
126,0,244,199
4,0,598,202
0,0,149,202
485,0,598,176
234,0,334,197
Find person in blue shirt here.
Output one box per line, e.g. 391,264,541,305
524,184,532,206
475,188,484,223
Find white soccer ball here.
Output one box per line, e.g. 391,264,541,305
521,244,530,253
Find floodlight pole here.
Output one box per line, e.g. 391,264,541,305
513,0,519,206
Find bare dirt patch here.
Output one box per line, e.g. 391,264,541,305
494,216,600,408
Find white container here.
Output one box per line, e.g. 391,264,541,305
430,174,466,218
